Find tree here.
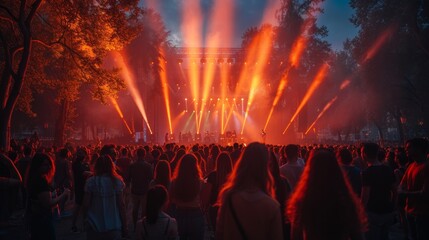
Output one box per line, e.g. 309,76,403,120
0,0,143,149
350,0,429,143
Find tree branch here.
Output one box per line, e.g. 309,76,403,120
0,5,18,21
25,0,43,26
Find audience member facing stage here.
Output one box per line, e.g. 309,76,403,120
82,155,128,239
216,142,283,240
26,153,70,240
169,153,207,240
398,138,429,240
205,152,233,231
287,149,367,240
135,185,178,240
360,142,396,240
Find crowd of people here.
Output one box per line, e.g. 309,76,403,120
0,138,428,240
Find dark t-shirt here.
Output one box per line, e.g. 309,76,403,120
72,160,91,203
129,161,153,195
362,165,395,213
28,177,52,217
207,171,218,205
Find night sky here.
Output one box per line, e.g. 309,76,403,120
142,0,358,50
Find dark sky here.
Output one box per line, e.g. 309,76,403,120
142,0,358,50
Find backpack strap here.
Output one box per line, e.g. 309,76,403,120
228,195,248,240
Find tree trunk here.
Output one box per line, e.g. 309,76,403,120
54,100,69,146
0,110,12,151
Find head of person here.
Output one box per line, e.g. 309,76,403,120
285,144,299,160
287,149,366,235
23,145,33,157
100,144,117,160
75,147,88,162
405,138,429,163
218,142,274,204
210,145,220,157
136,147,146,161
26,153,55,187
361,142,379,163
215,152,233,188
120,147,128,157
154,160,171,188
336,147,353,165
146,185,169,224
58,148,71,160
171,153,203,201
94,155,122,182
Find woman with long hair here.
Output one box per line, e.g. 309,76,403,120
25,153,70,240
205,152,233,231
216,142,283,240
287,149,367,240
170,153,206,240
150,160,171,189
82,155,128,239
135,185,178,240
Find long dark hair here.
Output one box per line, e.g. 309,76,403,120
146,185,168,224
215,152,233,189
94,155,123,185
25,153,55,188
287,149,367,238
217,142,274,205
171,153,202,202
154,160,171,189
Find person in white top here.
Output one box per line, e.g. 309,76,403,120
279,144,304,190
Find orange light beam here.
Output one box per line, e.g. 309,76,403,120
199,0,234,133
241,75,260,134
110,97,133,135
263,16,315,131
263,67,291,131
361,25,395,63
283,63,330,134
112,52,152,134
181,0,203,119
172,111,186,131
304,96,338,135
304,79,351,134
159,47,173,134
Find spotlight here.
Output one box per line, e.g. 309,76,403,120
200,58,207,64
178,59,183,64
217,58,224,64
227,58,233,64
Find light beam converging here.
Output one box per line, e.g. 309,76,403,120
283,63,330,134
198,0,234,133
264,16,315,131
304,96,338,135
159,47,173,134
181,0,203,133
303,24,397,134
360,24,396,63
110,97,133,135
112,51,153,134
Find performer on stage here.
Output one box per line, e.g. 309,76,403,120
261,129,267,143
